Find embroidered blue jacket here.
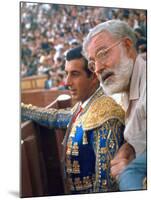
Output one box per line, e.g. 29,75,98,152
21,88,125,194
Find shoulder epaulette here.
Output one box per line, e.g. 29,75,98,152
81,95,125,131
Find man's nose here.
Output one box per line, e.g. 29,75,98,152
95,61,105,74
65,75,72,87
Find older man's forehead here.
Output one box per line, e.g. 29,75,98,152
87,31,115,58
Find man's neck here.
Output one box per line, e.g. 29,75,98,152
81,86,101,108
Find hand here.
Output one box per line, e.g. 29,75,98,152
110,142,135,178
110,158,131,179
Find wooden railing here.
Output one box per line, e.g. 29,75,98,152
21,91,72,197
21,121,47,197
21,75,47,91
21,89,73,107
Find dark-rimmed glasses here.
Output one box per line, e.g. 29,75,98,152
88,40,122,72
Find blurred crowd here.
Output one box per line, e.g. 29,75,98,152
21,2,147,90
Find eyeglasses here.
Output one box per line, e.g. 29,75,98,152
88,40,122,72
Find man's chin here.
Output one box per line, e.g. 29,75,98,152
102,84,123,95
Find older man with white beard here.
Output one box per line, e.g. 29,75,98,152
82,19,146,191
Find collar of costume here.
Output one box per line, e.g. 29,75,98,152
76,87,125,131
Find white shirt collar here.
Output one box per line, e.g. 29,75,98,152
81,87,101,109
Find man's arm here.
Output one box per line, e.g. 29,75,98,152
21,103,71,129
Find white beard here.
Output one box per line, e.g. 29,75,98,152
98,47,134,95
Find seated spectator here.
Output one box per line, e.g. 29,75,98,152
44,72,53,89
134,27,147,53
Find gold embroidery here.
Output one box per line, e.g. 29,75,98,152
72,160,80,174
100,147,107,154
82,131,88,145
109,140,115,149
66,138,72,155
82,96,125,130
100,155,106,162
74,177,83,191
72,142,79,156
102,132,107,139
70,125,76,137
70,118,81,137
102,179,107,187
83,176,92,189
102,163,107,171
70,176,94,191
68,178,75,191
66,158,72,173
95,130,101,190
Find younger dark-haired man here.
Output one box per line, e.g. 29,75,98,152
22,46,125,194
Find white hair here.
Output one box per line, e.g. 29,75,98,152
82,19,136,59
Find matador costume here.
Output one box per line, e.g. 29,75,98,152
21,87,125,194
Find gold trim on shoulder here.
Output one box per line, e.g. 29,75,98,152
82,95,125,130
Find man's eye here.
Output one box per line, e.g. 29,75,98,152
71,72,80,77
97,49,108,58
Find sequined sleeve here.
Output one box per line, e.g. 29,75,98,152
21,103,71,129
93,118,124,192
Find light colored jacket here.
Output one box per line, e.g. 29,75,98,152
122,55,146,156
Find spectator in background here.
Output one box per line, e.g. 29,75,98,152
54,57,65,70
44,71,53,89
139,11,147,37
57,72,67,90
134,28,147,50
21,2,146,93
21,62,28,77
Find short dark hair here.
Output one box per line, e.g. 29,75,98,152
66,46,92,77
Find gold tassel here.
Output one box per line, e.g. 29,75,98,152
72,142,79,156
83,131,88,145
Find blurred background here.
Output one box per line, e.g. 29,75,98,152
20,2,147,91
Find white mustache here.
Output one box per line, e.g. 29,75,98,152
97,69,114,82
